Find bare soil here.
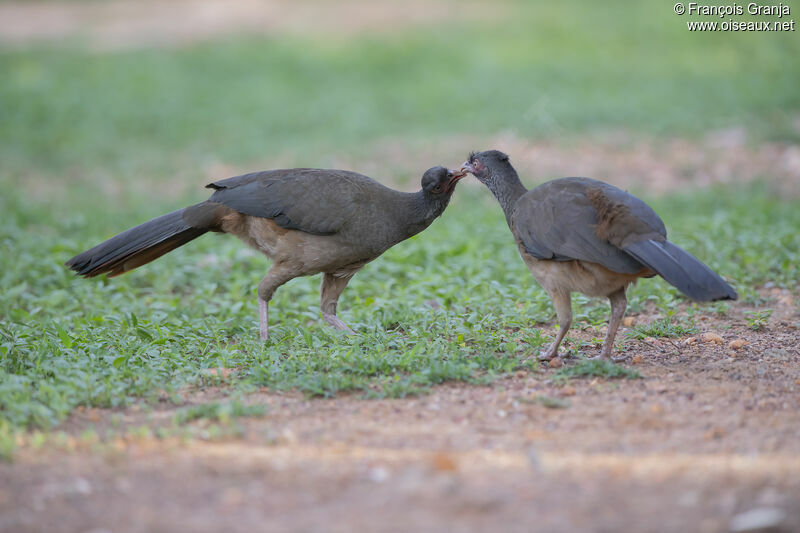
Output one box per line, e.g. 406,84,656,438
2,290,799,533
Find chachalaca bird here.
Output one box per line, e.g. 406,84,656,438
66,165,466,339
461,150,737,361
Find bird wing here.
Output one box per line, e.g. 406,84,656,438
510,177,664,274
205,169,380,236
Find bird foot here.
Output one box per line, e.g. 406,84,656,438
322,313,356,334
536,349,560,361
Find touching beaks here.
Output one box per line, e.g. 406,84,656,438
460,161,474,174
446,169,467,191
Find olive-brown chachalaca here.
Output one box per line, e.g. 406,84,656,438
66,166,466,339
461,150,737,361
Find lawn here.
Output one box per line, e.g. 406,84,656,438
1,0,799,437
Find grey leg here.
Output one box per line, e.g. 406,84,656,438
257,264,296,341
593,287,628,361
538,290,572,361
320,272,356,333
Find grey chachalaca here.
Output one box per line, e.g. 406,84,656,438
461,150,737,361
66,166,466,339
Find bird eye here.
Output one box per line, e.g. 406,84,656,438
433,185,442,192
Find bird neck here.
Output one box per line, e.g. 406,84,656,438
405,191,449,237
486,170,528,224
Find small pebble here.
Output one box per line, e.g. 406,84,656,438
431,452,458,472
728,339,749,350
700,332,724,344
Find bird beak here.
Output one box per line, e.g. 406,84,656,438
446,169,467,191
460,161,474,174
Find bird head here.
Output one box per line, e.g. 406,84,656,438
460,150,513,185
421,166,467,196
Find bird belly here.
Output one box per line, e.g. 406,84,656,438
519,249,650,298
222,213,373,276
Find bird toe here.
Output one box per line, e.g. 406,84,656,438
323,313,356,334
537,350,559,361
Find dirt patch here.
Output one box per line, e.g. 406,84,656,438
0,0,502,50
3,291,799,532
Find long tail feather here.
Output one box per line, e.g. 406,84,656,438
623,239,737,301
65,209,207,278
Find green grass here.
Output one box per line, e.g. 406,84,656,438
1,183,797,430
1,2,798,434
528,395,571,409
554,360,642,382
173,400,266,425
628,315,698,339
745,309,773,331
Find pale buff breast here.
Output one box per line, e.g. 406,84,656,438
220,212,369,276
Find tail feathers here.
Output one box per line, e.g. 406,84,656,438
623,239,737,302
66,208,207,277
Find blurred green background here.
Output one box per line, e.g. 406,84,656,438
1,0,799,431
2,1,799,181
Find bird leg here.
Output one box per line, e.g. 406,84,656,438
320,272,356,334
257,264,296,341
593,287,628,362
258,298,269,341
538,290,572,361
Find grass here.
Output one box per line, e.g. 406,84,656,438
533,395,571,410
554,360,642,382
173,400,266,425
2,184,796,431
745,309,774,331
1,2,799,434
628,315,698,340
